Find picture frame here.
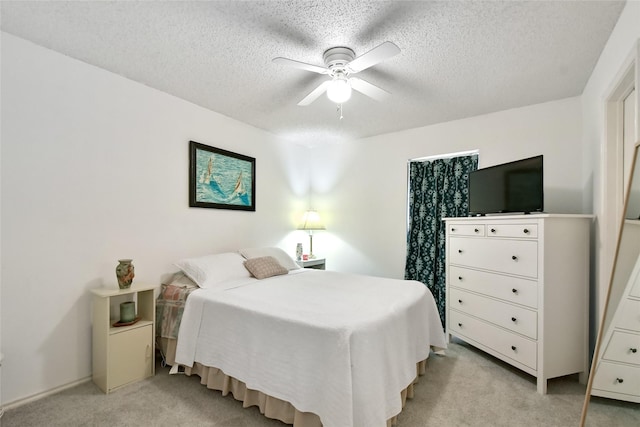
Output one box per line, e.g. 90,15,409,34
189,141,256,211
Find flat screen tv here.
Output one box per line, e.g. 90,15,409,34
468,155,543,216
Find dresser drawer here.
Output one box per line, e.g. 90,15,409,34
592,360,640,396
449,266,538,309
448,223,485,237
618,298,640,332
450,288,537,339
449,237,538,278
603,331,640,365
449,310,537,370
486,223,538,239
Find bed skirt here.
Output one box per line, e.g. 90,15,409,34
159,338,426,427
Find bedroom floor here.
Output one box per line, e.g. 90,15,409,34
2,338,638,426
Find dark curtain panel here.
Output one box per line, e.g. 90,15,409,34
404,154,478,326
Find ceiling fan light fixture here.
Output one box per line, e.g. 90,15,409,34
327,78,352,104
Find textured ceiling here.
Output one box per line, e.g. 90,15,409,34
0,1,626,145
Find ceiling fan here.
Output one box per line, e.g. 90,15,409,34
273,41,400,106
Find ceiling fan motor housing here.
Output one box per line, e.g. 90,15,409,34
323,47,355,75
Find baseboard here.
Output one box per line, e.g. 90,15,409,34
3,376,92,411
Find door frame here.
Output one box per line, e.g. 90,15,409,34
600,41,639,320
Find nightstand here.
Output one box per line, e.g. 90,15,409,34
297,258,326,270
91,284,155,393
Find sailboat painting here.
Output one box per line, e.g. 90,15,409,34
189,141,256,211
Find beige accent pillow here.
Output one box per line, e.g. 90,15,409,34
243,256,289,279
238,247,301,270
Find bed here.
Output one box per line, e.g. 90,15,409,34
156,248,446,427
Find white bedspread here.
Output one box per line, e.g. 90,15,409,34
175,269,446,427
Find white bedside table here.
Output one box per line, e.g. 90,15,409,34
297,258,326,270
91,284,156,393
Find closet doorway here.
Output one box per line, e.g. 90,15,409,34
405,151,478,326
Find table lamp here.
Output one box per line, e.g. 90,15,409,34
298,210,325,259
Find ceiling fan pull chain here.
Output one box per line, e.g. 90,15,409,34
338,104,344,120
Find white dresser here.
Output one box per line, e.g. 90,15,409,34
590,220,640,403
444,214,591,394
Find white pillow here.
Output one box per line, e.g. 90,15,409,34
238,247,301,270
174,252,252,288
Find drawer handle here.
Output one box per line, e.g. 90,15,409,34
491,228,496,233
458,299,463,304
512,288,518,294
523,228,529,234
616,378,624,384
458,276,463,281
511,345,517,351
631,348,638,354
511,255,518,261
458,323,463,327
474,228,479,233
511,317,517,322
451,228,456,232
458,249,463,254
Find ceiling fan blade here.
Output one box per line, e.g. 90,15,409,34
273,57,328,74
298,80,331,106
347,41,400,73
350,77,391,102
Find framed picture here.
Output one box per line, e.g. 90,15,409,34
189,141,256,211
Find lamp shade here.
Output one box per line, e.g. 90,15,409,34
298,210,326,230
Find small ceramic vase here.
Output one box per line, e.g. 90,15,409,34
116,259,135,289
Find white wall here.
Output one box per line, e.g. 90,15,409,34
0,33,308,405
582,0,640,332
0,28,3,409
310,97,584,278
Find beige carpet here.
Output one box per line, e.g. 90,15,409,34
2,338,638,426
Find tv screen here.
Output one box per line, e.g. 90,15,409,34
469,155,543,215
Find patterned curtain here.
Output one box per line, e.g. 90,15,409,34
404,154,478,326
